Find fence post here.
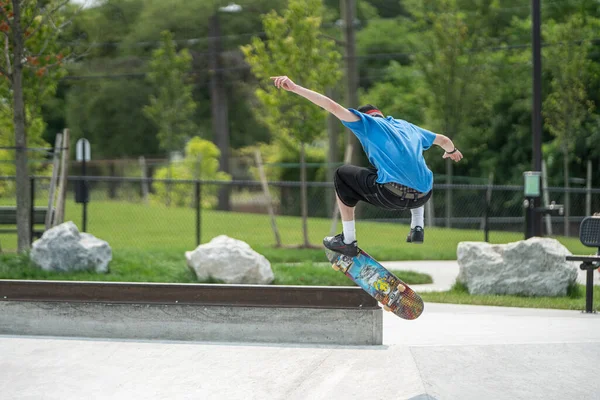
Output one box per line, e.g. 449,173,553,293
195,180,201,246
29,176,35,245
586,160,592,216
484,173,494,242
445,165,452,228
542,161,552,235
139,156,149,205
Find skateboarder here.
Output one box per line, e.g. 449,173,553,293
271,75,463,256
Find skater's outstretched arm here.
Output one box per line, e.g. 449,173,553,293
433,134,463,162
271,76,360,123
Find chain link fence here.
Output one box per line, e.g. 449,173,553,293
1,175,598,254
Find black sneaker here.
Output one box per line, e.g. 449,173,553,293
406,226,424,244
323,233,358,257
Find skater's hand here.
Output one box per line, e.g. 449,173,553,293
270,76,297,92
443,148,463,162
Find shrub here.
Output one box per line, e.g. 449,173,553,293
152,137,231,208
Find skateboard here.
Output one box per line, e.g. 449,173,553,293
326,249,424,320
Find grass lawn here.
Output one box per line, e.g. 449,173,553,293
421,282,600,312
0,199,591,262
0,253,432,286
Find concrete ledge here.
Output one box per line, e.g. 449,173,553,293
0,280,382,345
0,301,383,345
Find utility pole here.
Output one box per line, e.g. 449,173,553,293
531,0,543,236
341,0,359,164
209,13,231,211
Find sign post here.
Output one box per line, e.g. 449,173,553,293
75,138,91,232
523,171,541,239
524,171,564,239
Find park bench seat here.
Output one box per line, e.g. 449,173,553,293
0,206,48,225
565,216,600,313
0,206,50,245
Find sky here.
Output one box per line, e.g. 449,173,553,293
70,0,100,8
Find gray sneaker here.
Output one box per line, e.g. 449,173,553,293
406,226,424,244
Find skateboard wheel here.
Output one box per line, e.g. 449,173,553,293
397,284,406,292
331,264,341,272
383,305,392,312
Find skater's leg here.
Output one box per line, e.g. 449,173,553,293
323,193,358,255
338,194,356,244
410,206,424,228
323,166,371,256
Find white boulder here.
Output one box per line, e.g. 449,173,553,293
30,221,111,273
185,235,274,284
457,237,578,297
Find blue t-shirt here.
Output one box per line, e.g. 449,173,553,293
341,109,437,193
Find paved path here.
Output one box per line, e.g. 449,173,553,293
2,260,600,399
1,303,599,400
382,260,600,292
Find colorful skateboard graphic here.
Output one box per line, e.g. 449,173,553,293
326,249,424,320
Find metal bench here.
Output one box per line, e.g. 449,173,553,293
0,206,49,248
566,216,600,313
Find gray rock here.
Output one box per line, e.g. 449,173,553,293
185,235,274,284
30,221,111,273
457,237,578,296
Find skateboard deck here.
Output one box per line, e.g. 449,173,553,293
326,249,424,320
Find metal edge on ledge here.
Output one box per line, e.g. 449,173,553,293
0,280,378,309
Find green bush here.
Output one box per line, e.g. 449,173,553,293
152,137,231,208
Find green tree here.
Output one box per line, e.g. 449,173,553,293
0,0,69,252
543,15,598,235
404,0,491,225
63,0,160,158
143,30,198,153
242,0,342,247
62,0,287,162
362,62,427,126
66,77,160,159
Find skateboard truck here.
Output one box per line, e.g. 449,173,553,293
327,250,355,273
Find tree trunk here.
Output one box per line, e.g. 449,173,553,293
255,149,281,247
300,142,310,247
209,13,231,211
12,1,31,252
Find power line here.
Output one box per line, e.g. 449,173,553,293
62,34,600,82
70,31,267,49
63,0,590,50
399,0,588,17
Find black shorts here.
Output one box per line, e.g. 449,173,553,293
334,165,432,211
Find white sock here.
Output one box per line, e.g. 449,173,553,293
410,206,424,229
342,220,356,243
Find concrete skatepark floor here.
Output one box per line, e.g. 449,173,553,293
1,303,599,400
